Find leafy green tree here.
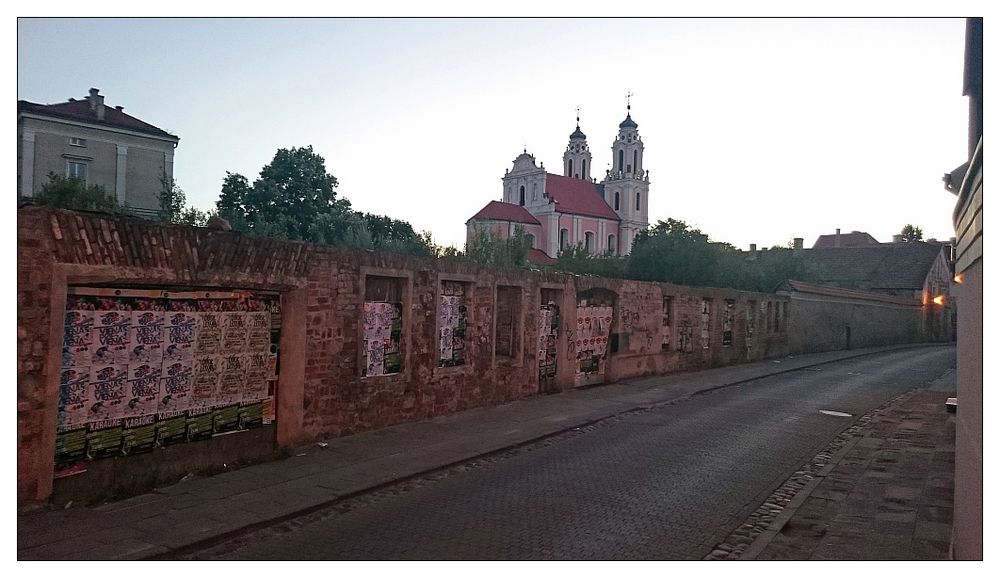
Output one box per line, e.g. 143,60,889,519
361,213,435,257
555,244,626,277
158,172,212,226
31,173,121,213
465,226,532,268
627,219,721,286
900,224,924,242
216,146,342,241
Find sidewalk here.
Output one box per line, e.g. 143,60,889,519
741,368,956,560
17,344,943,560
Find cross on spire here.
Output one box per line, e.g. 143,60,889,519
626,91,632,112
576,105,581,128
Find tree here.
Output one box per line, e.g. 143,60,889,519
554,244,626,277
31,173,122,213
216,146,341,241
465,226,532,268
159,172,212,226
627,219,721,286
900,224,924,243
361,213,436,257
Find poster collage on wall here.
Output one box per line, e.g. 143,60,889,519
55,289,280,473
362,301,402,377
538,304,559,380
438,281,468,367
575,301,613,376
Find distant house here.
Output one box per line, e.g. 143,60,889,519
17,88,180,218
811,229,880,248
467,105,650,260
804,241,953,300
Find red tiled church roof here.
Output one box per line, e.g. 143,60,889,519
544,173,620,221
18,98,176,139
527,248,557,266
467,200,541,225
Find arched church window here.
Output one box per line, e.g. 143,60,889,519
584,232,594,253
581,160,587,179
559,229,569,250
633,150,638,171
568,159,573,178
636,192,641,210
608,234,616,254
618,150,624,172
519,186,525,206
614,192,620,211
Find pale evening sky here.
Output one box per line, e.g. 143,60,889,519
17,16,971,251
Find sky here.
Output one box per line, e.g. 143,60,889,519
16,16,971,251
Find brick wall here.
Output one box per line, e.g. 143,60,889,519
18,207,796,504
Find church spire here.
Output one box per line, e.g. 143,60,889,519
564,105,591,181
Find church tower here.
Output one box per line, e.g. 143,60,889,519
603,97,649,255
562,109,593,182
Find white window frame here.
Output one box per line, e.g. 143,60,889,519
67,160,87,181
69,137,88,147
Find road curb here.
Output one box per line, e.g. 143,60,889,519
737,389,918,560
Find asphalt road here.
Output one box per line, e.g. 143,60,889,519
187,346,955,560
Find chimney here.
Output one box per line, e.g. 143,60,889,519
88,87,105,120
748,243,757,260
835,228,842,248
793,238,803,251
892,234,903,243
115,105,123,112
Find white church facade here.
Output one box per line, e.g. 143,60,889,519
467,106,651,262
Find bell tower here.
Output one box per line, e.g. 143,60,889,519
562,107,593,182
603,94,649,255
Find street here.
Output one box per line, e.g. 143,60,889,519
181,347,955,560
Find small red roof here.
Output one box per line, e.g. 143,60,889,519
18,98,177,139
467,201,541,225
527,248,557,266
544,173,620,221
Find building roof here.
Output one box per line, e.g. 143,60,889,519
619,114,637,129
18,96,177,140
467,201,541,225
803,242,947,291
811,231,880,248
784,280,921,306
527,248,557,266
544,173,620,221
570,126,586,140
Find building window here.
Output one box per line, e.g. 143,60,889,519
495,285,522,362
69,137,87,147
614,192,620,211
618,150,624,172
633,150,638,172
607,234,616,254
567,159,573,177
67,161,87,182
559,228,569,250
519,185,525,206
362,275,406,377
581,159,587,179
584,232,594,253
438,280,470,368
636,192,641,210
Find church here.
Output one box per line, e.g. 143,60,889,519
466,105,651,263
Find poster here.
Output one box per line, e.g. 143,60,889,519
217,353,246,406
93,308,132,366
86,420,123,460
213,404,241,434
363,301,401,376
159,360,193,413
192,355,222,409
54,428,88,465
222,311,248,352
196,309,224,355
123,362,160,419
246,311,271,353
239,401,263,430
88,364,126,422
243,351,270,402
121,415,157,455
129,307,164,367
155,411,188,446
164,310,196,362
58,367,91,429
186,408,215,442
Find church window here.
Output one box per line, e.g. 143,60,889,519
519,185,525,206
582,159,586,179
532,183,538,200
618,150,624,172
584,232,594,253
636,192,641,210
633,150,638,171
567,159,573,178
559,229,569,250
608,234,616,254
614,192,620,211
